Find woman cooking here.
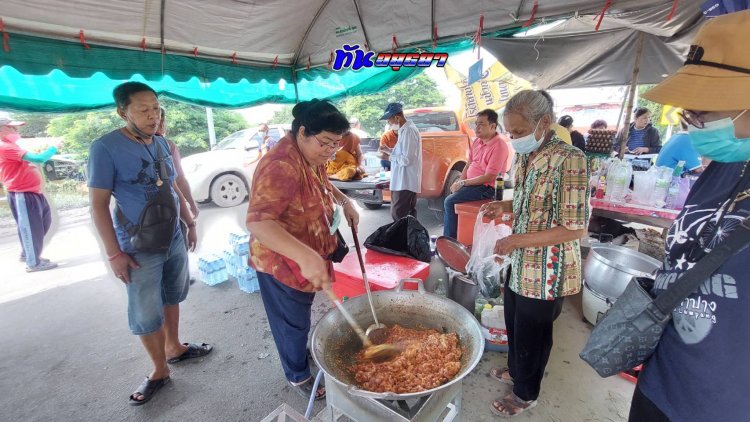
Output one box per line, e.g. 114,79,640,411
480,90,589,417
246,99,358,401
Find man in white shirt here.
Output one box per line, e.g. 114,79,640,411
380,103,422,221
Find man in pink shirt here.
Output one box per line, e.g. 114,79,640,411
0,117,58,271
443,109,510,238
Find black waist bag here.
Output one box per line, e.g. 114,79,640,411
118,139,177,253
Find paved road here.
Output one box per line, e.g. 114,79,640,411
0,200,632,421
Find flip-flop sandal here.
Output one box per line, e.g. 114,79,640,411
128,376,171,406
490,367,514,386
167,342,213,364
489,393,538,418
289,376,326,401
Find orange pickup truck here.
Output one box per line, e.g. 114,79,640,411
331,107,474,212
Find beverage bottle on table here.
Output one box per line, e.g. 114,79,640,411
665,160,686,209
594,172,607,199
434,277,448,296
426,236,448,293
494,172,504,201
607,160,631,202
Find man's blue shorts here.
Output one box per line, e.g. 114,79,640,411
125,233,189,335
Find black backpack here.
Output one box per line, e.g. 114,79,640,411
117,138,177,253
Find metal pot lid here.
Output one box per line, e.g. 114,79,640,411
436,236,470,273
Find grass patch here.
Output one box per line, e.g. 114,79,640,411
0,180,89,220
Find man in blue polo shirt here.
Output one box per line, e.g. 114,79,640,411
655,121,703,173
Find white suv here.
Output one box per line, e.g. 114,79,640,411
181,124,289,207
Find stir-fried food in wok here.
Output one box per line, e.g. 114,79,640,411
350,325,462,393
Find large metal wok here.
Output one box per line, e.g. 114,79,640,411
311,279,483,400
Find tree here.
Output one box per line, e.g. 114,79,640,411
159,98,247,156
267,73,446,137
11,112,60,138
269,105,294,125
45,98,247,158
47,111,121,158
637,85,669,140
336,73,445,137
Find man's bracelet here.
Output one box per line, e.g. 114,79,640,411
108,251,124,261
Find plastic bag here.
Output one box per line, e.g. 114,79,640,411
466,212,512,298
632,166,658,205
606,159,633,203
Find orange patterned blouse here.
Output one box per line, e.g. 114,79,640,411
246,135,337,292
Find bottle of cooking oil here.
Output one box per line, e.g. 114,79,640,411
494,172,504,201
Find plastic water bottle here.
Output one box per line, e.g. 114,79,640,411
665,161,686,210
607,161,632,203
379,168,386,180
434,278,448,296
426,236,448,293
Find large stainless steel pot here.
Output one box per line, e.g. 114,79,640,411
311,279,483,400
584,243,661,300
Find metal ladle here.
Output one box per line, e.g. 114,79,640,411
322,286,401,361
350,227,389,345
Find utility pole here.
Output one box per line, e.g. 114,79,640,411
206,107,217,150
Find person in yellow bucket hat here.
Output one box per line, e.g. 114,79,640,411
627,10,750,422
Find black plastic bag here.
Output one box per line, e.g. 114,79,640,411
364,215,431,263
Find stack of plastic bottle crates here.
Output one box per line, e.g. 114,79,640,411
198,254,228,286
226,232,259,293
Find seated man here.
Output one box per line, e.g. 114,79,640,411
378,125,399,170
443,109,510,238
655,121,703,173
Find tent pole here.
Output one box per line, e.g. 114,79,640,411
515,0,528,23
352,0,372,51
160,0,166,74
292,69,300,104
292,0,332,69
618,32,645,159
614,87,629,133
431,0,436,47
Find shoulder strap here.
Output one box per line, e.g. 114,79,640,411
115,205,138,236
651,215,750,317
154,138,169,187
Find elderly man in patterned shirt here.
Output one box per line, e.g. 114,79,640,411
481,89,589,417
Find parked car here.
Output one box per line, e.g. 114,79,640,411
331,107,473,211
43,154,87,181
181,124,289,207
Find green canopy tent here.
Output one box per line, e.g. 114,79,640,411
0,33,443,112
0,0,700,112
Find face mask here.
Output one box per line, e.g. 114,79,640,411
329,203,343,235
128,120,152,139
2,132,21,143
511,120,544,154
688,110,750,163
389,123,400,131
